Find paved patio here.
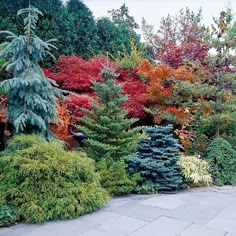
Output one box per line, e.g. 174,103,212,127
1,186,236,236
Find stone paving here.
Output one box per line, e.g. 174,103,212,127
1,186,236,236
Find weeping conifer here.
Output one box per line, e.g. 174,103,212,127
0,5,62,139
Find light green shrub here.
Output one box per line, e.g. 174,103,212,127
0,135,109,224
177,154,212,186
98,159,138,195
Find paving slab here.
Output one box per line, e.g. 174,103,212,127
80,229,112,235
140,195,187,209
206,217,236,233
178,224,226,236
130,216,190,236
97,216,147,236
79,210,121,224
104,202,168,221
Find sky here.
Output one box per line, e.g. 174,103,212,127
63,0,236,31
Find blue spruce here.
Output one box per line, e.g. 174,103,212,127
129,125,185,193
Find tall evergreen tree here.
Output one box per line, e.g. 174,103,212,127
77,66,140,195
0,0,76,64
129,125,185,193
97,17,141,56
108,4,139,29
0,5,62,139
67,0,98,58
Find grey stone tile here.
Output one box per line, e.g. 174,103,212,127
19,219,99,236
178,224,226,236
105,202,168,221
140,195,186,209
81,229,112,236
226,233,236,236
165,203,221,224
109,194,150,203
0,224,39,236
0,228,14,236
103,200,130,210
199,196,233,209
217,205,236,220
130,216,190,236
79,210,121,224
97,216,147,236
206,217,236,233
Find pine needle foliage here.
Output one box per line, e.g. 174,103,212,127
78,67,140,162
77,67,140,195
0,5,62,139
129,125,185,193
0,135,108,224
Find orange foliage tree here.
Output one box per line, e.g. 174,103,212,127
138,59,211,149
50,99,73,145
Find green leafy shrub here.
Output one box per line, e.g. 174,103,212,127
0,205,19,227
207,138,236,185
98,159,137,195
0,135,109,224
177,154,212,186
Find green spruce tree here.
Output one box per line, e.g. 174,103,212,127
0,5,62,139
129,125,185,193
78,66,140,195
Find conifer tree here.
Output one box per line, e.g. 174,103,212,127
78,66,140,161
0,0,76,63
97,17,141,56
129,125,185,193
0,5,62,139
77,66,140,195
67,0,98,58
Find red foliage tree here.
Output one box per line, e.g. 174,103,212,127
44,55,117,93
45,55,147,122
116,68,147,121
142,8,209,67
65,93,95,125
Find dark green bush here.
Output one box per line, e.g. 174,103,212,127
207,138,236,185
0,135,109,224
98,159,138,195
0,205,19,227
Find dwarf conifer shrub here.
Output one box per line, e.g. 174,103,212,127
129,125,185,193
0,135,108,224
207,138,236,185
98,159,138,195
